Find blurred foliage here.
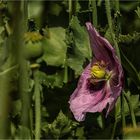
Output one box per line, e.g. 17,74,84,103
0,0,140,139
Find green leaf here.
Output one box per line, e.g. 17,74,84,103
75,127,85,139
97,115,104,129
14,125,31,139
120,2,138,12
116,91,140,121
42,110,78,139
135,6,140,18
49,3,62,16
67,16,91,75
67,55,84,76
43,27,67,66
11,100,22,117
38,71,64,88
70,16,91,59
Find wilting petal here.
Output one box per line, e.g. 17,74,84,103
69,22,124,121
86,22,118,70
69,64,106,121
69,63,109,121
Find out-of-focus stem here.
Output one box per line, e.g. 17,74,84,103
33,69,41,139
0,74,11,138
23,0,28,29
91,0,98,27
11,1,31,138
105,0,120,59
115,0,120,12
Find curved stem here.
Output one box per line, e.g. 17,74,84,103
33,69,41,139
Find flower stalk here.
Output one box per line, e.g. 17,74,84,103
105,0,120,59
91,0,98,28
33,67,41,139
124,92,137,128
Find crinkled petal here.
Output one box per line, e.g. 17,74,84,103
69,63,111,121
69,23,124,122
86,22,118,70
86,22,124,112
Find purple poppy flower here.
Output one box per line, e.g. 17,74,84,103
69,22,123,121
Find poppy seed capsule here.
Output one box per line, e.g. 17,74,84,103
24,32,44,60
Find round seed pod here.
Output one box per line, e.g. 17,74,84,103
24,31,44,60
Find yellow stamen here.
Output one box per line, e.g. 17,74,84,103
90,65,106,79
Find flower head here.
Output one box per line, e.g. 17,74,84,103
69,22,123,121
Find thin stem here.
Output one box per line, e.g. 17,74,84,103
111,120,117,140
105,0,120,59
111,106,117,139
121,93,126,128
34,69,41,139
64,64,68,83
115,0,120,12
114,0,121,36
91,0,98,27
124,93,137,128
23,0,28,29
69,0,72,22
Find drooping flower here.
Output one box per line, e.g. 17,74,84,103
69,22,123,121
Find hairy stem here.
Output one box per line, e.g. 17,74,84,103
105,0,120,59
34,69,41,139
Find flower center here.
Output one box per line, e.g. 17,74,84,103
90,61,110,80
90,65,106,79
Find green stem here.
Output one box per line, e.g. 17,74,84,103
20,0,30,128
114,0,121,36
0,72,11,138
124,93,137,128
111,120,117,140
20,61,30,129
69,0,72,22
115,0,120,12
64,64,68,83
91,0,98,27
105,0,120,59
111,106,117,139
23,0,28,29
121,93,126,128
97,0,102,6
33,69,41,139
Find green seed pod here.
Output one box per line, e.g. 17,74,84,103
24,32,44,60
